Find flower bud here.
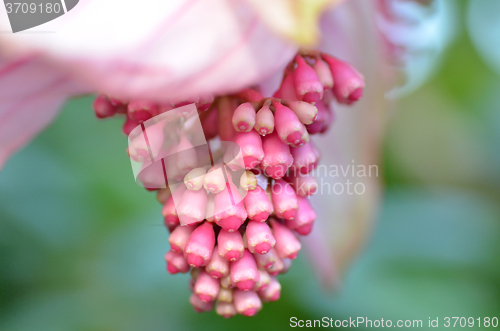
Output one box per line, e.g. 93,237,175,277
203,165,228,194
214,183,247,232
271,180,298,221
285,172,318,196
287,101,318,125
271,219,302,260
189,293,214,312
184,222,215,267
217,287,234,303
286,196,316,235
184,167,207,190
240,171,257,191
127,100,158,122
321,53,365,104
246,221,276,254
218,229,245,261
169,224,196,253
93,94,116,118
313,58,334,89
232,102,256,132
233,289,262,316
194,270,220,302
244,185,273,222
233,131,264,169
293,55,323,104
273,101,309,147
261,132,293,179
205,247,230,278
254,104,275,136
253,248,279,270
216,301,237,318
253,269,271,292
165,250,190,274
230,250,260,291
290,141,320,175
258,277,281,302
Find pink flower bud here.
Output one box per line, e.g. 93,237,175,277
266,253,284,276
244,185,273,222
254,104,275,136
205,246,230,278
274,67,298,100
218,229,245,261
240,171,257,191
230,250,260,291
203,165,228,194
93,94,116,118
234,131,264,169
272,101,309,147
184,222,215,267
321,53,365,104
123,116,140,136
233,289,262,316
305,101,329,134
313,58,334,89
162,195,180,228
194,270,220,302
165,250,190,274
258,277,281,302
287,101,318,125
177,188,207,225
220,274,233,289
261,132,293,179
232,102,256,132
290,141,320,175
285,172,318,196
216,301,237,318
293,55,323,104
127,100,158,122
253,248,279,270
128,121,164,162
184,167,207,191
169,224,196,253
271,219,302,260
285,196,316,235
175,135,198,172
246,221,276,254
271,180,298,221
196,95,214,112
214,183,247,232
189,293,214,312
253,269,271,292
217,287,234,303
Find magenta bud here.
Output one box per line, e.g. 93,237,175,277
261,131,293,179
285,196,316,235
189,293,214,312
196,95,214,112
253,269,271,292
285,172,318,196
177,189,207,225
216,301,237,318
184,222,215,267
218,229,245,261
234,131,265,169
271,180,298,221
214,183,247,232
232,102,256,132
127,100,158,122
253,248,279,270
272,101,309,147
165,250,190,274
122,116,140,136
313,58,334,89
194,270,220,302
290,141,320,175
254,104,275,136
258,277,281,302
293,55,324,103
244,185,273,222
162,195,180,228
233,289,262,316
230,250,260,291
321,53,365,104
169,224,197,253
93,94,116,119
271,219,302,260
287,101,318,125
205,247,230,278
246,221,276,254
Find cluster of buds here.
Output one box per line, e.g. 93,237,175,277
93,51,364,317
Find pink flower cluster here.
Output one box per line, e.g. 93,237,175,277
93,51,364,317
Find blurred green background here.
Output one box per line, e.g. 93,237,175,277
1,3,500,330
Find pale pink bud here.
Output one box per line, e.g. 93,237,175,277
177,189,207,226
233,289,262,316
271,219,302,260
258,277,281,302
203,165,228,194
216,301,237,318
271,180,298,221
287,101,318,125
244,185,273,222
230,250,260,291
266,252,284,276
261,132,293,179
313,58,334,89
220,274,234,288
304,101,330,134
194,270,220,302
214,183,247,232
165,250,190,274
286,196,316,235
246,221,276,254
189,293,214,312
290,141,320,175
272,101,309,147
93,94,116,119
169,224,196,253
217,287,233,303
293,55,323,104
184,222,215,267
240,171,257,191
218,229,245,261
253,248,279,270
321,53,365,104
162,195,179,228
184,167,207,191
285,172,318,196
232,102,256,132
234,131,264,169
127,100,158,122
205,247,230,278
254,104,275,136
253,269,271,292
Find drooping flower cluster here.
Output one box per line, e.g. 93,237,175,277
93,50,364,317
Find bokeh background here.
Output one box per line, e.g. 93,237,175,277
1,1,500,330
